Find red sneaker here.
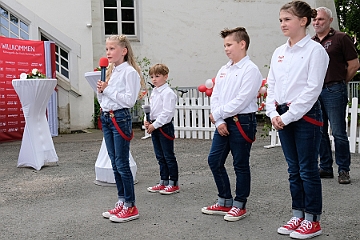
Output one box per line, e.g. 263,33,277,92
102,202,124,219
159,185,180,195
109,206,139,223
277,217,304,235
147,184,166,193
201,203,232,216
290,220,322,239
224,206,247,221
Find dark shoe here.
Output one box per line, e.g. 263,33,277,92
338,171,351,184
319,168,334,178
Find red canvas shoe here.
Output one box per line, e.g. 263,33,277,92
109,206,139,223
277,217,304,235
201,203,232,216
290,220,322,239
147,184,166,193
102,202,124,219
159,185,180,195
224,206,247,221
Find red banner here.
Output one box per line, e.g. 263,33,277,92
0,37,46,142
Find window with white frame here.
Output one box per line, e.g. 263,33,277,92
41,35,70,79
0,5,29,40
103,0,137,37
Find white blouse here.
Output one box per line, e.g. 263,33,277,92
266,34,329,125
97,62,140,112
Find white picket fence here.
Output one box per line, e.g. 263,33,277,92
174,96,215,139
143,92,216,139
265,97,360,153
142,90,360,153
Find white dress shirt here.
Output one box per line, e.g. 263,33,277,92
211,56,263,127
97,62,141,111
266,34,329,125
150,83,177,129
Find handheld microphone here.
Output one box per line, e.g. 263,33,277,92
143,105,151,122
147,81,155,88
99,57,109,82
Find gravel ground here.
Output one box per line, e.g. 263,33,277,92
0,126,359,240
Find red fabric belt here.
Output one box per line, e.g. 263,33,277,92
109,110,134,141
159,127,175,141
233,116,255,144
275,102,323,127
151,120,175,141
302,115,323,127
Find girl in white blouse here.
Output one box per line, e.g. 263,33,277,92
266,1,329,239
97,35,141,223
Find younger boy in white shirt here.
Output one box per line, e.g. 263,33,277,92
145,64,179,195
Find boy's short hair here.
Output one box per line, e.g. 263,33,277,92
220,27,250,50
149,63,169,76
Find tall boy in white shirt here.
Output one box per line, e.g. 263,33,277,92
145,64,179,195
201,27,262,221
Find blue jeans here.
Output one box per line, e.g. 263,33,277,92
151,122,178,185
319,82,351,173
207,113,256,209
101,108,135,206
277,102,322,216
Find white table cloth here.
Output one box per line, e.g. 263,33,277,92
96,139,137,183
85,71,137,184
12,79,58,170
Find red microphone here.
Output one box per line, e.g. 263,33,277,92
99,57,109,82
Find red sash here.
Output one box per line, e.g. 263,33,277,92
159,127,175,141
109,110,134,141
233,116,255,143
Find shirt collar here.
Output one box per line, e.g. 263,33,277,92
286,34,311,48
313,28,335,41
225,55,250,69
154,83,169,92
112,61,129,72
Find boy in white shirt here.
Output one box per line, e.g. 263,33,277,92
145,64,179,195
201,27,262,221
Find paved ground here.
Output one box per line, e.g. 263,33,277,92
0,126,359,240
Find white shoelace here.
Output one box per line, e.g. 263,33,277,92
285,217,302,228
152,184,164,189
228,207,240,215
164,185,174,191
115,200,124,208
297,220,312,232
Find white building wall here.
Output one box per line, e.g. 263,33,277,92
3,0,95,132
3,0,338,131
92,0,338,88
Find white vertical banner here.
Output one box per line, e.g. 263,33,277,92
44,41,58,137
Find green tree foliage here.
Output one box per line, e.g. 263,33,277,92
335,0,360,50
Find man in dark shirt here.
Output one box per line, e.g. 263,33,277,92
312,7,359,184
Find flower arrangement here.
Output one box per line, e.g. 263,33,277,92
20,68,46,79
93,66,101,71
257,78,267,111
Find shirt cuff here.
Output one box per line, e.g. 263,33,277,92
269,111,279,121
215,119,226,128
152,121,160,129
212,110,221,123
